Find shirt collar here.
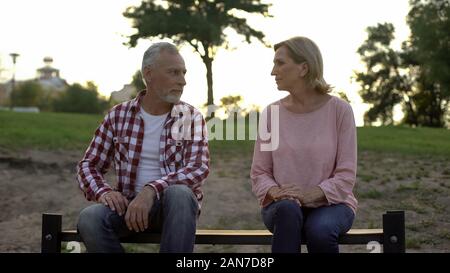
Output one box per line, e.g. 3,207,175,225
129,89,146,113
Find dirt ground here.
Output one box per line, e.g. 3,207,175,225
0,147,449,253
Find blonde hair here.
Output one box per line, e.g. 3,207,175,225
274,36,332,94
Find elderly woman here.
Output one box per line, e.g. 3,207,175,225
251,36,357,253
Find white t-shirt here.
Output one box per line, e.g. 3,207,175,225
134,109,168,193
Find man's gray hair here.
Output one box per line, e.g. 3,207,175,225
141,42,179,86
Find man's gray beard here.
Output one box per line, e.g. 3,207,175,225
160,92,182,104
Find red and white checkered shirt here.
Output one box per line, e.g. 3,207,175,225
76,91,210,210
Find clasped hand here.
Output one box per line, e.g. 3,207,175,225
98,187,156,232
268,184,304,206
268,185,323,207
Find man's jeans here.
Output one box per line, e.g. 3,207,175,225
77,185,198,253
262,200,355,253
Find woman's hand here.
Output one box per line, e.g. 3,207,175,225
267,185,327,207
300,186,327,207
267,185,303,206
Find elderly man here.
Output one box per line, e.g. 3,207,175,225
76,42,209,253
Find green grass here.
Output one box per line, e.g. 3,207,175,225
0,111,103,150
358,173,376,182
1,111,449,158
357,125,450,157
358,189,383,199
396,181,422,192
406,237,422,249
439,230,450,240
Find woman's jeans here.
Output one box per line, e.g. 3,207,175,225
262,200,355,253
77,185,198,253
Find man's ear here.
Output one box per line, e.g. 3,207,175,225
299,62,309,78
143,67,152,85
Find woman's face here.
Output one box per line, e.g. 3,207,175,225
271,46,307,91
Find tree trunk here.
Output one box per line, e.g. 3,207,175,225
404,96,418,126
203,56,214,106
432,89,443,127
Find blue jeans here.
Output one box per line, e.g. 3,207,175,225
262,200,355,253
77,185,198,253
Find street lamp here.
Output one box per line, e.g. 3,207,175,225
9,53,20,92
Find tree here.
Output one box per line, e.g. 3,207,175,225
10,80,45,107
333,90,351,104
123,0,271,106
129,70,146,99
355,0,450,128
53,82,110,114
354,23,408,125
220,94,242,110
406,0,450,127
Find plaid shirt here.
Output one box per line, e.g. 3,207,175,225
76,91,210,210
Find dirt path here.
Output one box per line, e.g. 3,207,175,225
0,148,449,252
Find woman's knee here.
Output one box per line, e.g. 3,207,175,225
304,220,339,245
304,222,340,253
304,205,354,243
274,200,302,217
270,200,303,227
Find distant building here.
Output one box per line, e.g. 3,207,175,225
110,84,137,103
36,57,68,92
0,57,68,106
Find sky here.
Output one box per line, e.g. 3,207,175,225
0,0,412,126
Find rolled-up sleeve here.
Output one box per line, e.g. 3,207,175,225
76,113,114,201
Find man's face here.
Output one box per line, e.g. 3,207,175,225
146,51,187,103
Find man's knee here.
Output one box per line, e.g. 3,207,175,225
164,185,196,202
163,185,197,212
78,204,108,232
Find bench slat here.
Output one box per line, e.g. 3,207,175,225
60,229,383,245
43,212,406,252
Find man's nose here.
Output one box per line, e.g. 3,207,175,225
178,75,186,86
271,66,277,76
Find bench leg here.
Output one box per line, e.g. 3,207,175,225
41,213,62,253
382,211,405,253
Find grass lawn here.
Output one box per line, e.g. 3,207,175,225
0,111,102,150
1,111,449,158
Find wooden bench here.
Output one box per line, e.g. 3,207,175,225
41,210,405,253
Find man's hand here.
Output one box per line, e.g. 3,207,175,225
99,191,129,216
125,186,156,232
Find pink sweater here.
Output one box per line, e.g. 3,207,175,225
250,96,358,214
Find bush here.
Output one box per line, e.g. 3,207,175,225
52,82,110,114
10,81,45,108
